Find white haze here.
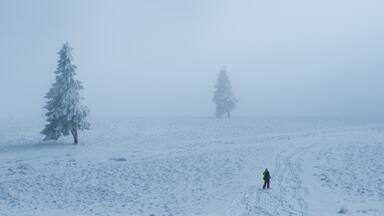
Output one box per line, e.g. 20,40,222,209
0,0,384,118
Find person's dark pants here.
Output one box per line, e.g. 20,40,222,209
263,179,270,189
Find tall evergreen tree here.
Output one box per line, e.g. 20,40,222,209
41,43,90,144
213,67,238,118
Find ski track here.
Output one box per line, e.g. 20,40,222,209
240,146,310,216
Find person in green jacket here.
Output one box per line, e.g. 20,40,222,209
263,168,271,189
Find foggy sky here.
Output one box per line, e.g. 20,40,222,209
1,0,384,118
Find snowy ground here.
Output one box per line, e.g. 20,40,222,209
0,117,383,216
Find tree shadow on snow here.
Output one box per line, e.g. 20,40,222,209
0,140,74,153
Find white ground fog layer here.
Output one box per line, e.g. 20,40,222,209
0,117,383,216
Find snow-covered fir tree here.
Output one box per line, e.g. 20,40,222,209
41,43,90,144
213,67,238,118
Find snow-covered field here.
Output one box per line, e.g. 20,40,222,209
0,117,383,216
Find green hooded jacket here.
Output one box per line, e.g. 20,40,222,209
263,170,271,180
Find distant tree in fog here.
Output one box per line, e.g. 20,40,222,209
41,43,90,144
213,67,237,118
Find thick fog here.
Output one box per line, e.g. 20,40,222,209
1,0,383,118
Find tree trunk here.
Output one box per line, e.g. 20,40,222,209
71,129,78,144
227,112,230,118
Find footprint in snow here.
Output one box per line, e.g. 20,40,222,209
110,157,127,162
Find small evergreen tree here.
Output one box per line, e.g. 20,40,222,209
41,43,90,144
213,67,238,118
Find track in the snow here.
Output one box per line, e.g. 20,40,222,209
240,146,309,216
